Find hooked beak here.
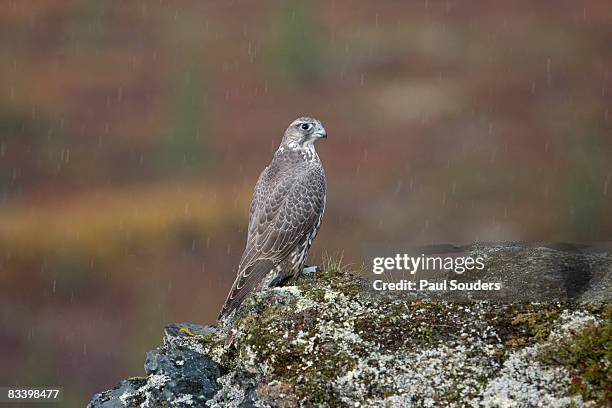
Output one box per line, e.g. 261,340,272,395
314,123,327,139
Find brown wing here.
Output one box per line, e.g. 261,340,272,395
219,165,326,319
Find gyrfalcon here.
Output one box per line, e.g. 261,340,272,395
219,117,327,320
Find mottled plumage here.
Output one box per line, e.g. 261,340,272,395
219,117,327,320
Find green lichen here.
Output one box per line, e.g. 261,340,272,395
540,305,612,405
220,261,608,407
505,304,564,345
234,296,355,405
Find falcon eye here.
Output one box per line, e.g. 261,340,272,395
300,123,312,131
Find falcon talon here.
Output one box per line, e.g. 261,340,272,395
218,117,327,321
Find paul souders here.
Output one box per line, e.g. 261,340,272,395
372,279,501,291
420,280,501,291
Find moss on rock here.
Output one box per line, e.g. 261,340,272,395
218,268,609,407
540,305,611,405
89,246,612,407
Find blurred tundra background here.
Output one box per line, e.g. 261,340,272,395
0,1,611,405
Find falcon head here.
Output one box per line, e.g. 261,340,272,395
281,117,327,148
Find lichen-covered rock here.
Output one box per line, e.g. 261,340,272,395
89,245,611,408
89,324,222,408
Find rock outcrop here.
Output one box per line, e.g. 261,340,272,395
89,244,611,407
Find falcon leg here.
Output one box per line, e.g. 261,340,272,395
303,264,319,274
